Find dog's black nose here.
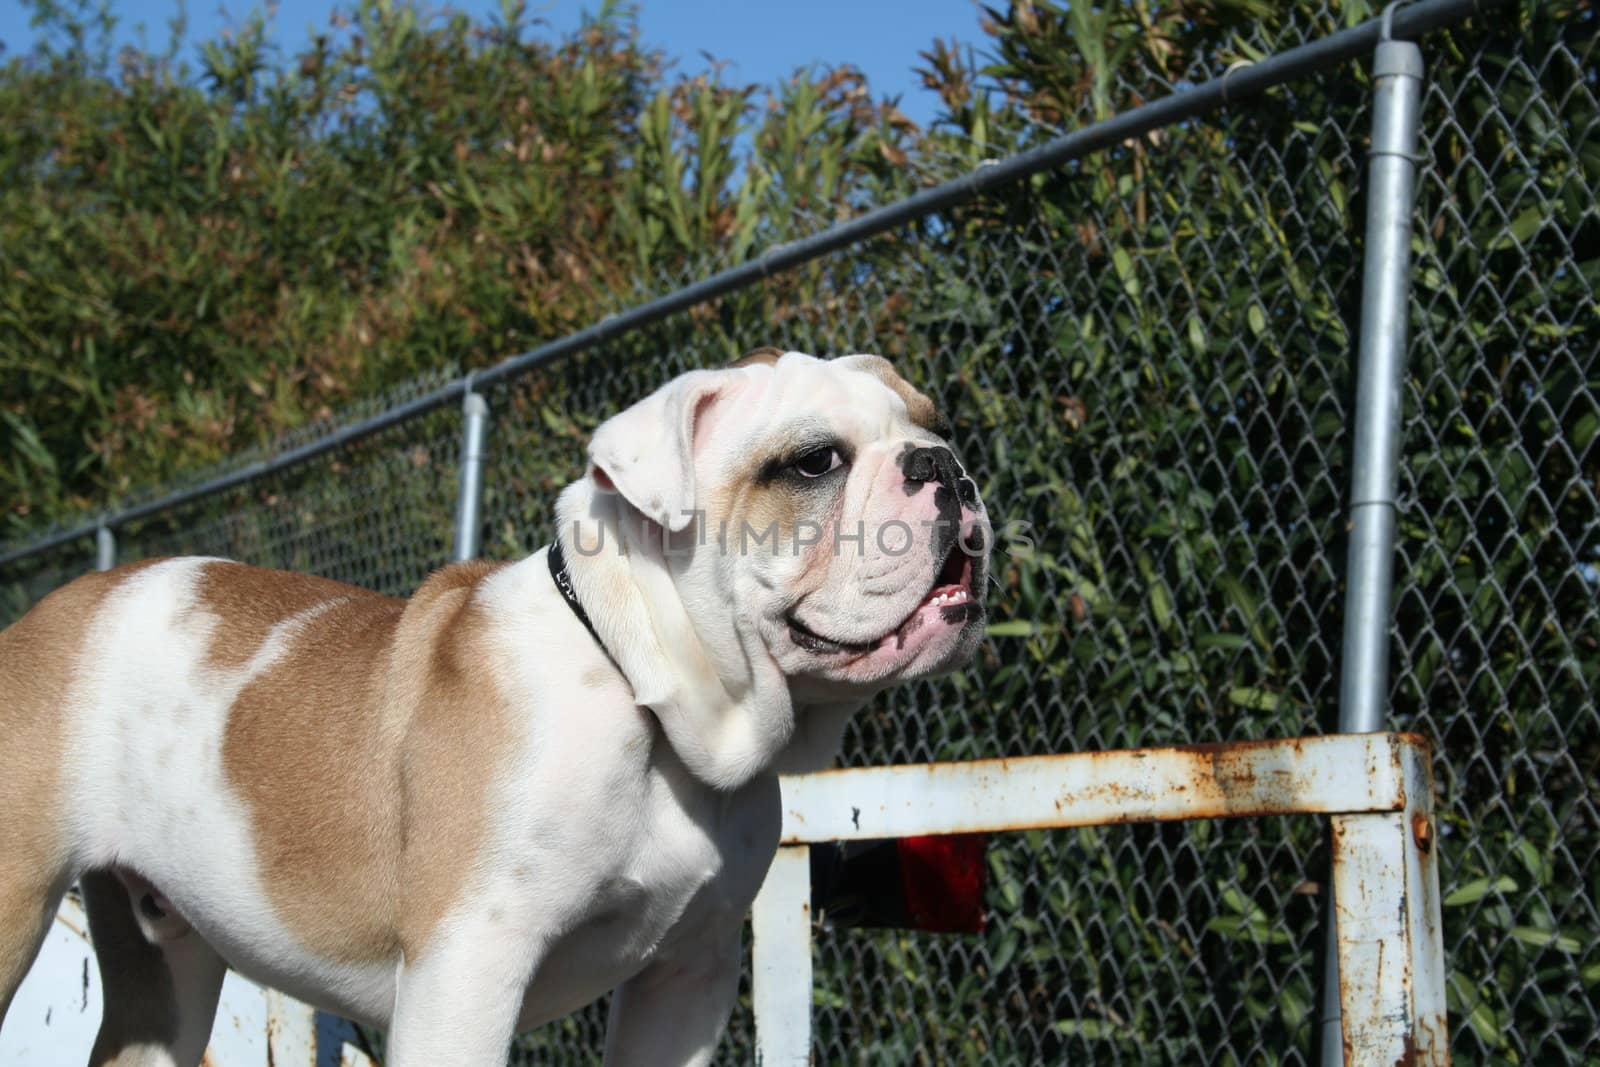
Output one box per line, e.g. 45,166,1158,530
900,445,979,510
901,445,951,487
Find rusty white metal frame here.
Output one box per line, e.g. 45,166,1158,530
2,893,374,1067
752,731,1447,1067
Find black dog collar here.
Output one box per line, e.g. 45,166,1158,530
547,540,610,658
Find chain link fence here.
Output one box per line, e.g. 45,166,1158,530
2,2,1595,1064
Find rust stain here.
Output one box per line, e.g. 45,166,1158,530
791,733,1427,782
1412,1013,1449,1064
1165,734,1310,759
1411,812,1433,854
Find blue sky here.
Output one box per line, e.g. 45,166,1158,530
0,0,989,127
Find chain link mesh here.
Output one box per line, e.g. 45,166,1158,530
104,370,465,597
1,7,1594,1065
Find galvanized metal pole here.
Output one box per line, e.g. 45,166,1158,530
452,388,490,562
95,524,116,572
1320,9,1425,1062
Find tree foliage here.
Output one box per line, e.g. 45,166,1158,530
0,0,914,529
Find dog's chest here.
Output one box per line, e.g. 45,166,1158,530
503,746,781,1027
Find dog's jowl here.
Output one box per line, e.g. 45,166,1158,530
0,351,992,1067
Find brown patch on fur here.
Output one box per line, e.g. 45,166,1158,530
730,346,784,368
215,565,406,962
0,560,161,1011
195,563,370,670
700,386,845,584
392,561,516,961
845,354,949,436
705,468,845,607
216,559,513,964
709,477,808,553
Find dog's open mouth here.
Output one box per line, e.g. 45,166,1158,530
788,549,976,655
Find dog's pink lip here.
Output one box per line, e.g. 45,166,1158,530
787,552,978,656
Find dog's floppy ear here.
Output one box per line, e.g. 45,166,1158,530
588,369,721,533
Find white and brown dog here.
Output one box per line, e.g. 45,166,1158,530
0,349,990,1066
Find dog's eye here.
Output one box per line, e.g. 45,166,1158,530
792,446,844,479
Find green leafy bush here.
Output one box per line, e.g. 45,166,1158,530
0,0,914,531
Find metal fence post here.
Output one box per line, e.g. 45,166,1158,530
452,387,490,562
1320,9,1425,1063
95,524,116,572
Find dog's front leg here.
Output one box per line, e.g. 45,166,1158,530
601,922,742,1067
385,907,545,1067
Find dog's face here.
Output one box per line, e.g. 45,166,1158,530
588,350,990,698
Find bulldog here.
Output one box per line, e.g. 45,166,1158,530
0,349,991,1066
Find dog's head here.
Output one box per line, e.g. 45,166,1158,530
585,349,990,703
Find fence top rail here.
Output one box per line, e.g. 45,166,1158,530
776,732,1432,843
0,0,1490,570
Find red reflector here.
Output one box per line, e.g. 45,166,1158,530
896,834,987,933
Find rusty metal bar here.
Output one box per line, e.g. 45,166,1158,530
751,845,813,1067
777,733,1416,844
264,991,318,1066
1330,740,1449,1064
265,990,374,1066
2,894,310,1065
